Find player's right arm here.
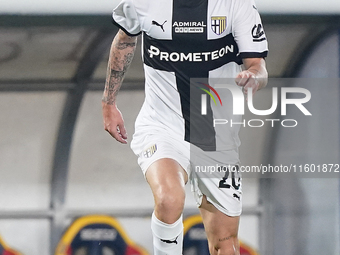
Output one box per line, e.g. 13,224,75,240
102,29,137,144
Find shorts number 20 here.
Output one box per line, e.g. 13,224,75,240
218,165,241,190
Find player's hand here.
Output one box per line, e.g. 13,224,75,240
102,102,128,144
235,70,259,97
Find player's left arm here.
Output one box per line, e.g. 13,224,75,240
235,57,268,96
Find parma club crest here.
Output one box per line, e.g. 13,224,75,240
142,144,157,158
211,16,226,35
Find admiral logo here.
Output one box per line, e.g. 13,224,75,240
211,16,227,35
148,44,234,62
173,21,206,33
143,144,157,158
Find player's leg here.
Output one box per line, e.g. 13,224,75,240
146,158,188,223
146,158,188,255
199,195,240,255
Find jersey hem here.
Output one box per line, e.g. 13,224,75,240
239,51,268,59
111,18,142,37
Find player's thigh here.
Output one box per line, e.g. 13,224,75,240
146,158,188,191
199,195,240,254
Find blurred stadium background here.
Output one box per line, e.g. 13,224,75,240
0,0,339,254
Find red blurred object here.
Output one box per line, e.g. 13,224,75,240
66,246,72,255
3,250,19,255
125,245,144,255
240,242,258,255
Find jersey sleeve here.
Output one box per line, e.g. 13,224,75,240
232,0,268,58
112,0,142,36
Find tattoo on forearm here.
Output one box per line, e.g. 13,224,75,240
102,38,136,104
102,69,125,105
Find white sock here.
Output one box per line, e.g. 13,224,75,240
151,212,183,255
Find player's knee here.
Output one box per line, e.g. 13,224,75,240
156,192,185,212
155,192,185,223
209,239,239,255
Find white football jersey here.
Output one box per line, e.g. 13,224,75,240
112,0,268,151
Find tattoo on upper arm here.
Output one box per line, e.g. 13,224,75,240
124,52,134,67
116,30,137,50
115,41,137,50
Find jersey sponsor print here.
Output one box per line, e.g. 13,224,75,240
112,0,268,151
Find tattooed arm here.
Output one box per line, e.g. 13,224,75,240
102,29,137,143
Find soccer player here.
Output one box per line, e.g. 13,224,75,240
102,0,268,254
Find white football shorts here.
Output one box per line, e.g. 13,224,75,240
130,130,242,217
